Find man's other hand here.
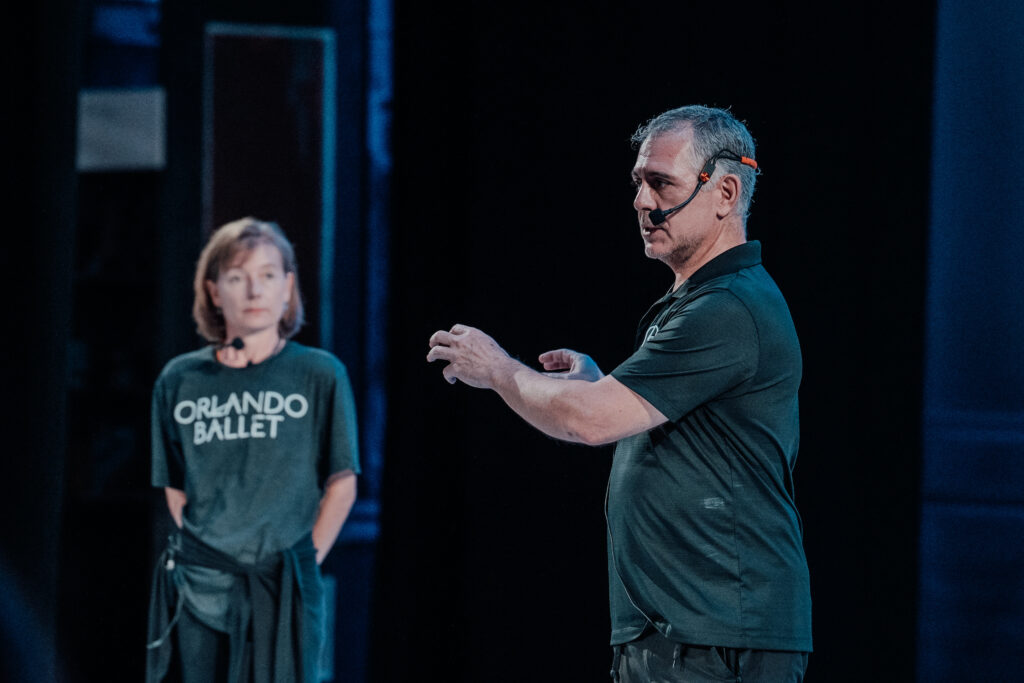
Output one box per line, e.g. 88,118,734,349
538,348,604,382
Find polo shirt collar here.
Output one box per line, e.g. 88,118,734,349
670,240,762,298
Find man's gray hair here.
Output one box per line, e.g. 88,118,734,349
632,105,758,222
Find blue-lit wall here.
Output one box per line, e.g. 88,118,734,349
919,1,1024,679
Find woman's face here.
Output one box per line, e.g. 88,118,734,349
206,241,293,340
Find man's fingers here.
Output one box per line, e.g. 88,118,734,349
426,345,454,363
428,329,454,348
427,345,459,384
538,349,566,363
426,323,495,388
539,348,577,361
539,348,574,370
429,324,474,349
441,364,458,384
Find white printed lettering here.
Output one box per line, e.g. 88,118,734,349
207,418,224,442
178,389,309,444
242,391,262,414
197,396,212,419
174,400,197,425
284,394,309,419
264,391,284,414
222,392,243,417
193,420,207,444
266,414,285,438
210,395,225,417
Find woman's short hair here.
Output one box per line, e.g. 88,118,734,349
192,217,305,343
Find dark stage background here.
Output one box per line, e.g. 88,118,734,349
10,0,1022,682
374,2,932,682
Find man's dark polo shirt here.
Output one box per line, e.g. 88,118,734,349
607,241,812,652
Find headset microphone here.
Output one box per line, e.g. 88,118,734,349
230,337,245,350
649,185,703,226
648,151,758,226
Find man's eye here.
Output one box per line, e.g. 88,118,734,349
633,178,666,190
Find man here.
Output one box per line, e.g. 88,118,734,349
427,106,811,682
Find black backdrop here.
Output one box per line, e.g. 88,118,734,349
372,2,933,682
7,1,936,681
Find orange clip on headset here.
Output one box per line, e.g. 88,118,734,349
648,150,758,226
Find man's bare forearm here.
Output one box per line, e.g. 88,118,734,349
427,325,665,444
488,357,601,444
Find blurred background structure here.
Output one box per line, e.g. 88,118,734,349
5,0,1022,681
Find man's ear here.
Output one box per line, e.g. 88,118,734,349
716,174,741,219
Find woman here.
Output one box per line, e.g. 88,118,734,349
146,218,359,683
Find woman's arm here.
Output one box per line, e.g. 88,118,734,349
164,487,187,528
312,470,357,564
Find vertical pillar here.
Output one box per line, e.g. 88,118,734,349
203,23,337,347
3,0,82,680
919,1,1024,680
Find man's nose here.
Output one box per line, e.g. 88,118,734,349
633,183,655,212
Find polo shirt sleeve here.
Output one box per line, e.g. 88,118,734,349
610,290,758,422
322,360,361,486
150,371,185,490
